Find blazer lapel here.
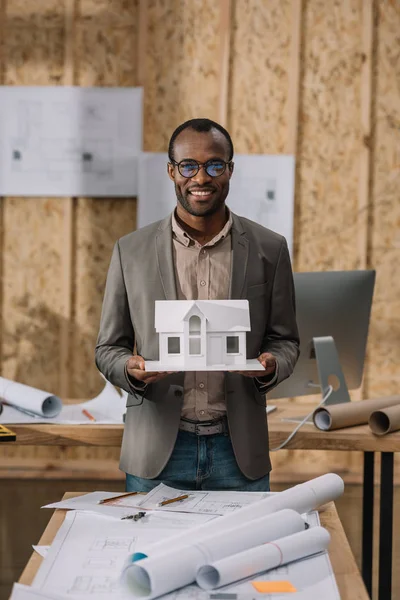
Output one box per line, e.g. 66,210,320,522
155,216,178,300
229,214,249,299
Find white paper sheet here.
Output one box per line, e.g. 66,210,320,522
10,583,68,600
0,86,143,197
136,153,294,255
122,509,306,598
31,504,339,600
32,545,50,558
43,492,217,526
0,377,62,418
136,484,270,515
196,527,331,589
32,512,186,599
131,474,343,559
0,379,126,424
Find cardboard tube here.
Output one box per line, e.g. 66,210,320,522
313,396,400,431
369,405,400,436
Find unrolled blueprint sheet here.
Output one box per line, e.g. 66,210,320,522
136,153,294,255
0,86,143,196
32,510,340,600
0,379,126,424
43,492,217,525
136,484,270,515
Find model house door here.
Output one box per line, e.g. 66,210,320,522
208,335,223,365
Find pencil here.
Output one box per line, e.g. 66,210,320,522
98,491,139,504
158,494,189,507
82,409,96,422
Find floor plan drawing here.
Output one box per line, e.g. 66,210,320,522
0,86,143,196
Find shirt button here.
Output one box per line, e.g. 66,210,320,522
199,410,205,415
200,280,206,286
199,382,205,389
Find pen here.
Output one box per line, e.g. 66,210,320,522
98,491,140,505
82,409,96,422
158,494,189,507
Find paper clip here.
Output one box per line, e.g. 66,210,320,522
121,511,147,521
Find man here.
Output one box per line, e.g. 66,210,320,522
95,118,299,492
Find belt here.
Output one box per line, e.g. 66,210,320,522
179,417,228,436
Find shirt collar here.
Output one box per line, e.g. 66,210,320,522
171,208,233,248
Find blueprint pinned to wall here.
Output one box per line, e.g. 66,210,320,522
0,86,143,196
137,153,294,255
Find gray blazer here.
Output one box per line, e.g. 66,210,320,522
95,212,300,479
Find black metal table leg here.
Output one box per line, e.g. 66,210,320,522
379,452,394,600
362,451,374,597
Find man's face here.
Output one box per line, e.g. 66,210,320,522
167,128,233,218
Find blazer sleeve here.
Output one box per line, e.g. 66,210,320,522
95,241,146,395
255,237,300,393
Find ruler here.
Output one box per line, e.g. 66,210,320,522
0,424,16,442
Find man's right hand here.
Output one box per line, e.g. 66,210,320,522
126,355,172,385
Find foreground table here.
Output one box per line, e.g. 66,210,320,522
10,397,400,599
16,492,368,600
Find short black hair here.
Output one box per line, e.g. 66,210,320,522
168,118,234,162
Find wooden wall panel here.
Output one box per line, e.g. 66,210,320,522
72,0,139,398
143,0,221,152
0,4,73,472
229,0,293,153
366,0,400,399
1,12,67,391
294,0,365,271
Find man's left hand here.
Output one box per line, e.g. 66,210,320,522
237,352,277,378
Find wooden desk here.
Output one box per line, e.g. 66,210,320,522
17,492,368,600
9,398,400,451
9,399,400,599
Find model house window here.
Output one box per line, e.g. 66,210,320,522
168,337,180,354
189,315,201,355
226,335,239,354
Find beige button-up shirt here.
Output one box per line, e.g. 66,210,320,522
171,211,233,421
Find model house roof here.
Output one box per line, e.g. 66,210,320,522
154,300,251,333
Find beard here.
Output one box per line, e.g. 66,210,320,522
175,183,228,217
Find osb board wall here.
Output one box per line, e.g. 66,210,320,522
0,0,399,481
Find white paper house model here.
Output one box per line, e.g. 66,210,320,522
145,299,264,372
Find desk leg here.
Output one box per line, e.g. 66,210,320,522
378,452,394,600
362,451,374,597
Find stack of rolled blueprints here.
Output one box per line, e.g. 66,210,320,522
121,473,344,599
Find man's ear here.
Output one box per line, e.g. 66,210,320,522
167,162,175,182
228,161,234,178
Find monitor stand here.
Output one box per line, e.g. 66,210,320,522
313,336,351,405
281,336,350,425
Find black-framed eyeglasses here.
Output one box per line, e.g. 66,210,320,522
170,159,232,178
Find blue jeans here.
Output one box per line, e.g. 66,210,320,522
125,429,270,492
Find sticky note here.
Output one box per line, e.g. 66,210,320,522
252,581,297,593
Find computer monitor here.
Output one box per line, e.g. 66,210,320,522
267,270,376,405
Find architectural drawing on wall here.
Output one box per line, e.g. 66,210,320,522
0,86,143,196
137,153,176,228
228,155,295,256
136,153,294,255
145,300,264,372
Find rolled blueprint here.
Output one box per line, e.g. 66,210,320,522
130,473,344,561
0,377,62,418
122,509,306,599
196,526,331,590
369,405,400,436
313,395,400,431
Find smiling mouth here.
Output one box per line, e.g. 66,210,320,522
189,189,215,199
